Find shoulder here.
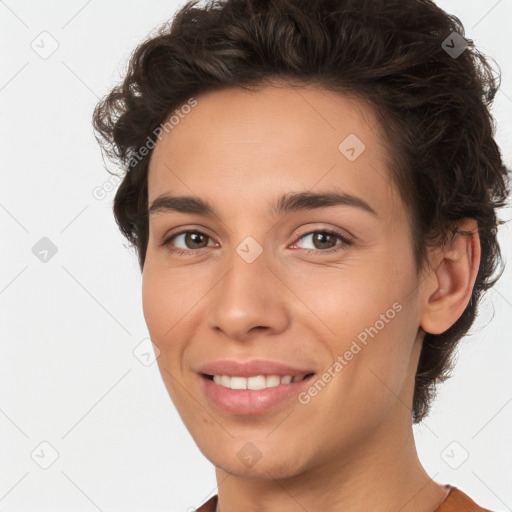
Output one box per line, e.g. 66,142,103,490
194,489,492,511
195,494,218,512
435,486,493,512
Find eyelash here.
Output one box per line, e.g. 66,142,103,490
160,229,352,257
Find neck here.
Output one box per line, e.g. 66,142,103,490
213,405,449,512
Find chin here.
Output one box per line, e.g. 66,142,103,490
202,439,310,480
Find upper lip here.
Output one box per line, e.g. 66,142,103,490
198,359,315,378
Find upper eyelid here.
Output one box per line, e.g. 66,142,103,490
292,230,351,245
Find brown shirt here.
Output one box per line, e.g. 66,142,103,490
195,486,492,511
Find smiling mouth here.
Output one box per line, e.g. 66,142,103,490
202,373,315,390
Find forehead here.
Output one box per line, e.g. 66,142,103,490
147,84,402,222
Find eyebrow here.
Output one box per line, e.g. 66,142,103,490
148,191,378,218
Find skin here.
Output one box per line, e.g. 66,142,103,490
142,82,480,512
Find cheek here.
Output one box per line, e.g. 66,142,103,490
142,257,206,337
288,252,411,340
141,264,199,409
295,251,419,407
141,267,169,340
141,263,194,359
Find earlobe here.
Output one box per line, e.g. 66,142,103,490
420,219,481,335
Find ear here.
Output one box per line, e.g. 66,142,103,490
419,219,481,335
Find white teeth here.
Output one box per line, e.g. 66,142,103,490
211,374,307,390
247,375,266,390
230,376,247,390
266,375,281,388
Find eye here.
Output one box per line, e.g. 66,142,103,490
160,228,352,256
161,230,217,255
292,229,352,254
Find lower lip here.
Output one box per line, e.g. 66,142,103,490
200,374,315,415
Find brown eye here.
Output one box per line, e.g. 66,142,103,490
310,232,338,250
162,230,215,253
182,231,209,249
295,230,351,252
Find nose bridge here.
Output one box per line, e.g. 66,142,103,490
219,237,272,311
207,235,289,339
221,220,272,290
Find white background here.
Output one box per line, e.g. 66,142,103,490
1,1,511,511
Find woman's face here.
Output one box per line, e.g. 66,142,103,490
142,84,427,478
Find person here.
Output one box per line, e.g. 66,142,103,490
92,0,510,510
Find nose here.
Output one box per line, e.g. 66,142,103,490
206,243,290,342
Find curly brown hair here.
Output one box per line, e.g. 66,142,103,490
92,0,510,423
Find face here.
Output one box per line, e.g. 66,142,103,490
142,83,426,479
